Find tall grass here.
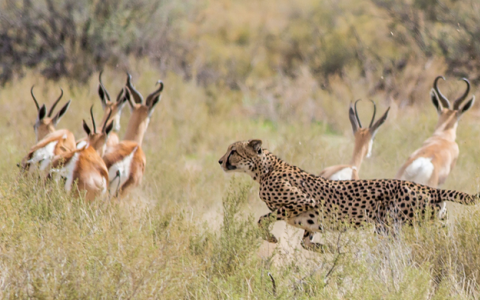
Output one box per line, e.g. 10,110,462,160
1,59,480,298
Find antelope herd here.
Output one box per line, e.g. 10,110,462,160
19,74,474,201
20,72,164,200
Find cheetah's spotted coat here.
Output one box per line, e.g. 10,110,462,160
219,140,479,250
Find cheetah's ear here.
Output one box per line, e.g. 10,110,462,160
248,139,262,154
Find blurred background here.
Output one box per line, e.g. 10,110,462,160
2,0,480,110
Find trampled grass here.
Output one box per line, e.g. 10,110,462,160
1,61,480,298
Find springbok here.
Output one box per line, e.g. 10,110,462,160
103,73,163,197
76,72,128,149
396,76,475,187
319,100,390,180
97,71,128,147
30,86,71,142
50,106,114,201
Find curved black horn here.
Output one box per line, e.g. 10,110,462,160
156,80,164,92
48,88,63,117
145,80,164,106
103,107,113,131
126,73,144,104
433,75,450,108
368,99,377,128
354,99,363,128
453,78,471,110
30,85,40,111
99,71,111,101
90,105,96,133
116,87,125,103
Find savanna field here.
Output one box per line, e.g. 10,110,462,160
3,0,480,299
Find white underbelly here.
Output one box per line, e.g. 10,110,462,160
401,157,434,185
108,148,137,195
329,167,353,181
27,141,58,172
50,152,79,191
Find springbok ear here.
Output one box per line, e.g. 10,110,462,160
82,119,91,136
348,104,359,134
38,104,46,121
52,100,71,126
115,88,128,111
431,89,443,114
148,96,161,116
104,120,114,136
147,81,163,116
460,95,475,116
248,139,263,154
369,107,390,137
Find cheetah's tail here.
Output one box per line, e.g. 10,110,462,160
440,189,480,205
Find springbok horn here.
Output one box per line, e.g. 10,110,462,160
126,73,144,104
453,78,471,110
103,108,113,131
47,88,63,117
99,71,111,101
31,85,40,111
354,99,363,128
145,80,164,106
90,105,96,133
433,76,450,108
368,99,376,128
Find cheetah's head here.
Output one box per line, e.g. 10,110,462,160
218,139,263,177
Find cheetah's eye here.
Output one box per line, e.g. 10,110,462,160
257,149,262,155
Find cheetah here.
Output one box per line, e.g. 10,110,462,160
218,139,479,251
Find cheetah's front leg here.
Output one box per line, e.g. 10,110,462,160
258,208,289,243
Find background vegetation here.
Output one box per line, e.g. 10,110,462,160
1,0,480,298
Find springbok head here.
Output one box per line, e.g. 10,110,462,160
31,85,71,141
349,99,390,158
82,106,114,157
123,73,164,144
431,76,475,132
97,71,128,132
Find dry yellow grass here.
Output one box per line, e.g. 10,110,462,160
1,58,480,298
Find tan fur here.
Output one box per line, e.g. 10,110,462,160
122,73,163,146
35,120,56,142
21,129,76,172
320,101,389,180
123,105,150,145
103,141,146,197
51,146,109,202
396,77,474,188
49,108,113,201
106,133,120,148
100,73,162,198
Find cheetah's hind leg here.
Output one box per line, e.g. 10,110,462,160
301,230,325,252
